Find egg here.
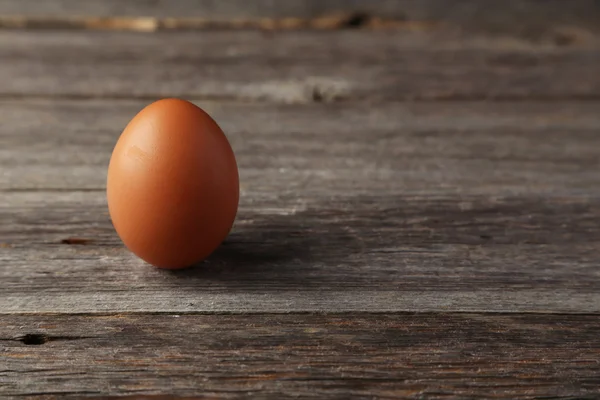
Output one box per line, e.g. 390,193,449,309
107,98,239,269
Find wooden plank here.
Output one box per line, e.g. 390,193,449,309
2,190,600,313
0,0,598,37
0,0,417,18
1,99,599,313
1,313,600,398
0,30,599,101
1,99,599,192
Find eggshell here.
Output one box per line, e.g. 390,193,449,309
107,98,239,269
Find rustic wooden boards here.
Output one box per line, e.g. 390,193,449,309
4,195,600,313
0,0,599,38
0,0,423,18
1,2,600,397
2,313,600,398
1,99,600,314
1,30,600,101
2,99,600,191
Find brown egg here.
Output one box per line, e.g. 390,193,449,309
107,98,239,269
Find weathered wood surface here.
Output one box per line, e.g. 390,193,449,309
2,99,599,191
0,0,599,37
0,0,425,18
1,2,600,397
2,313,600,398
1,99,599,313
3,192,600,313
1,30,599,102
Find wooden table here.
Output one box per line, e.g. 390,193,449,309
2,1,600,398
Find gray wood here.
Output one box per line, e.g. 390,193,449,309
1,99,600,313
1,11,599,398
2,313,600,398
0,30,599,102
1,99,599,191
2,191,600,313
0,0,599,38
0,0,426,18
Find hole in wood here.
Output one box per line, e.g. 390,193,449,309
341,12,371,28
312,88,324,102
21,333,48,345
61,237,93,245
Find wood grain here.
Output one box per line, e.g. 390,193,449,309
1,7,599,398
1,99,599,313
2,190,600,313
0,0,598,37
0,0,421,19
2,313,600,398
1,99,599,192
0,30,599,102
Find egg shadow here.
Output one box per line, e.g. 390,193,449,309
163,197,387,290
162,193,558,291
161,194,454,290
163,194,437,290
164,212,355,288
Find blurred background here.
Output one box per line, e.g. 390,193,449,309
1,0,600,192
1,0,599,103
